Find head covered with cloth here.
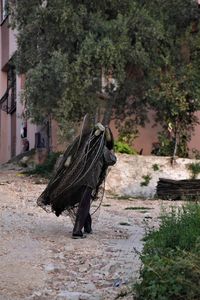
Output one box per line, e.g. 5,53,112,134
37,115,117,238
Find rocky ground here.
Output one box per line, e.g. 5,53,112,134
0,164,183,300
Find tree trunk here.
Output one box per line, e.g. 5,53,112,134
172,130,178,165
46,115,52,153
102,93,116,126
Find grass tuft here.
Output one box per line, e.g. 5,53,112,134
124,207,152,210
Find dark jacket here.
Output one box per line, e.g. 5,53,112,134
83,146,117,189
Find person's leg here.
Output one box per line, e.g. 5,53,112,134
72,186,92,238
84,213,92,234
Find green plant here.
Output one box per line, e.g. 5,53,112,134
135,247,200,300
152,163,160,171
114,141,137,155
144,205,200,251
152,131,189,158
134,204,200,300
11,0,168,136
140,174,152,186
124,207,152,210
117,127,139,147
188,162,200,179
24,152,61,178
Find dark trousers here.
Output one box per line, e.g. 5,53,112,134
73,186,92,235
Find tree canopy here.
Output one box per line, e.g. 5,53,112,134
10,0,200,155
10,1,164,130
145,0,200,157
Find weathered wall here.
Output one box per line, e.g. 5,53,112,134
106,154,200,198
1,18,9,69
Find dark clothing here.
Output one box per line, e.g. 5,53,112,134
82,146,116,189
37,125,117,237
72,147,116,236
38,132,116,216
72,186,93,236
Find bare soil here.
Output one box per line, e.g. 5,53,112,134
0,164,183,300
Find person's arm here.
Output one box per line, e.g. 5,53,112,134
103,146,117,166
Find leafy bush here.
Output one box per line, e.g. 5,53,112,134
134,204,200,300
152,163,160,171
25,152,61,178
114,140,137,155
140,174,152,186
144,205,200,253
188,162,200,179
152,132,188,158
135,247,200,300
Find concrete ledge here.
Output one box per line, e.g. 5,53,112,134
106,154,200,198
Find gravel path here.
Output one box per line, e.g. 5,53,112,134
0,165,183,300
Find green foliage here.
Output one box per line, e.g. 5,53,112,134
114,140,137,155
117,123,139,147
124,207,152,210
152,164,159,171
114,129,138,154
10,0,165,135
140,174,152,186
152,131,189,158
145,0,200,157
188,162,200,179
135,247,200,300
10,0,200,149
134,204,200,300
26,152,61,178
146,0,200,158
152,132,174,156
144,205,200,252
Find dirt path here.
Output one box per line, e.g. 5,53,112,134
0,165,182,300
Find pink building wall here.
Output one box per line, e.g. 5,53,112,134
188,111,200,155
0,13,42,163
133,111,161,155
0,15,16,162
110,109,200,156
1,17,9,70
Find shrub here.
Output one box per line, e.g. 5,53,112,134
114,140,137,155
135,247,200,300
25,152,61,178
152,163,160,171
134,204,200,300
144,205,200,253
188,162,200,179
151,132,188,158
140,174,152,186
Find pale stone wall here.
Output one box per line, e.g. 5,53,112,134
106,154,199,198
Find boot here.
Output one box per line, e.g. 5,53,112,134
72,219,86,239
